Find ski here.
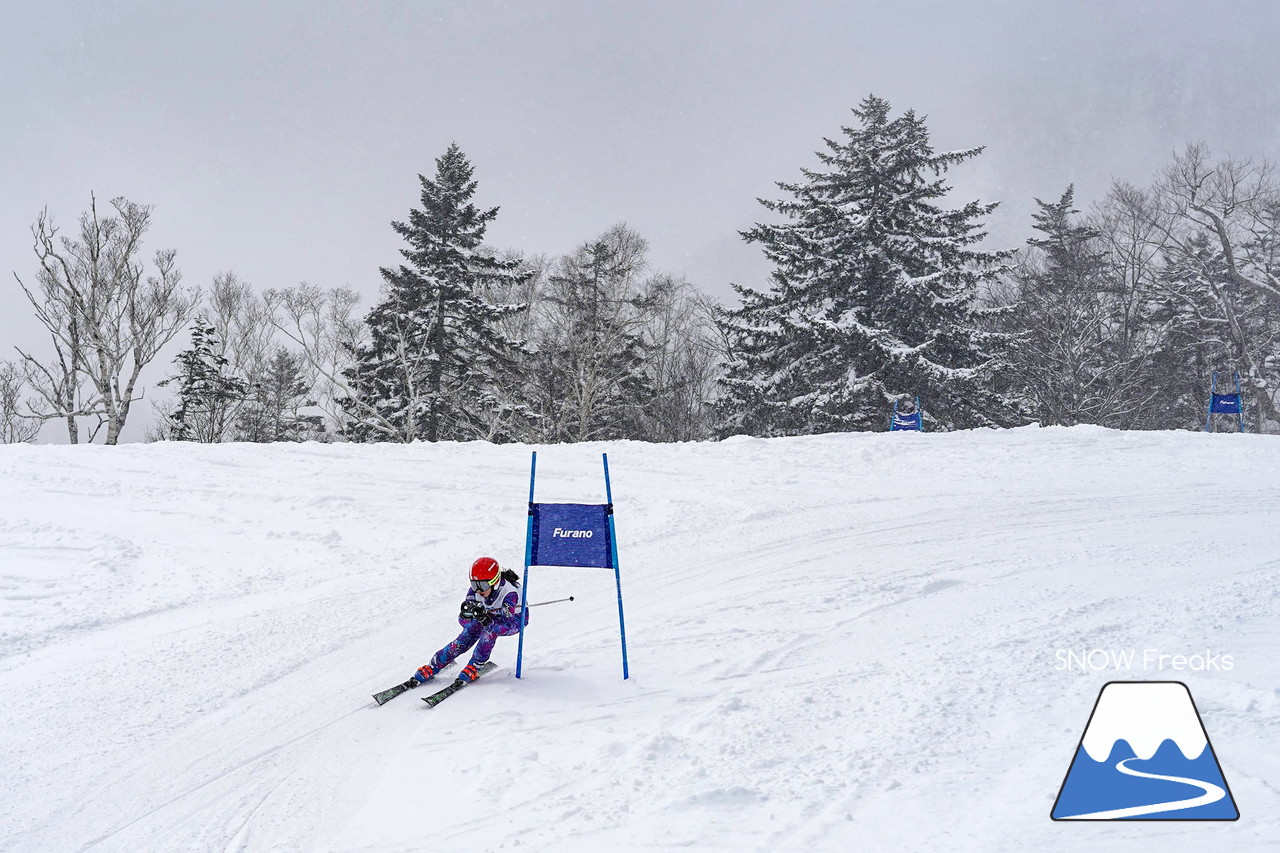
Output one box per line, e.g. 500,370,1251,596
372,679,419,706
422,662,497,708
372,662,459,705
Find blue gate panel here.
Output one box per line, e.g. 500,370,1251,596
1210,394,1242,414
891,412,922,430
530,503,614,568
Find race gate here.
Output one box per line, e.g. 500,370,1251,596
515,451,630,680
890,396,924,431
1205,372,1244,433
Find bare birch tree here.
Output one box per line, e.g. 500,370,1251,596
13,253,102,442
13,195,199,444
528,224,656,442
0,361,41,443
1151,145,1280,430
1086,184,1177,428
637,274,722,441
264,283,366,437
998,186,1171,428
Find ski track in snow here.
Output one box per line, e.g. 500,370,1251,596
0,429,1277,851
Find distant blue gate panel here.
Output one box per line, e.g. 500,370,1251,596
530,503,614,568
891,413,922,430
1210,394,1242,414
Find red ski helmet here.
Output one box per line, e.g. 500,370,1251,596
470,557,501,584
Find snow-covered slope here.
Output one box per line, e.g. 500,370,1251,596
1,427,1277,851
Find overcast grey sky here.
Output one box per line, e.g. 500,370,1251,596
4,1,1280,441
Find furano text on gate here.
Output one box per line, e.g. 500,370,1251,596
552,528,594,539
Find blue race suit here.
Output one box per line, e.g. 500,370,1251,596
423,578,525,674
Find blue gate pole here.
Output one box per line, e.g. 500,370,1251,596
516,451,536,679
602,453,630,680
1235,372,1245,433
1205,372,1216,432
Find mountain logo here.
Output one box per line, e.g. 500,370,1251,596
1051,681,1239,821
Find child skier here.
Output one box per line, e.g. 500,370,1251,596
413,557,526,684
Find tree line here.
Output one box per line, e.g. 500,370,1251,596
716,96,1280,436
2,144,721,445
5,97,1279,444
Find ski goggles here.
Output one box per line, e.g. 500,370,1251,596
470,577,499,593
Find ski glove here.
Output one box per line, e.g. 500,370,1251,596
460,600,493,624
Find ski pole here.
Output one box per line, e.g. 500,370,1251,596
527,596,574,608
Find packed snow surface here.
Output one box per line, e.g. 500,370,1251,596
1,427,1278,851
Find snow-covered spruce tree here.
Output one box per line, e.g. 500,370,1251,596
156,318,250,442
716,95,1015,436
1004,186,1161,428
236,348,325,442
341,144,533,442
